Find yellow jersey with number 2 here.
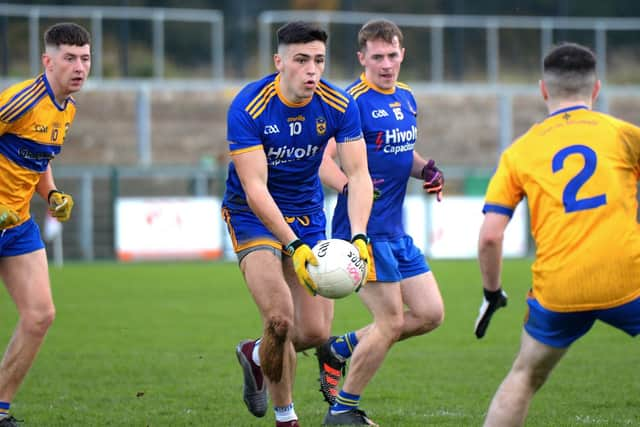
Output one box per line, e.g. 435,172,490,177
484,105,640,312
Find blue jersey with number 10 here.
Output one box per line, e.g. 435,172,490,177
224,73,363,216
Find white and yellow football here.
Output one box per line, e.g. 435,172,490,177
308,239,367,299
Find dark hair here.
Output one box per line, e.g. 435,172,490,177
543,42,596,99
44,22,91,48
358,19,403,51
276,21,328,47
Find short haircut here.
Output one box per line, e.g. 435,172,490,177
44,22,91,49
276,21,328,47
358,19,403,52
543,42,596,99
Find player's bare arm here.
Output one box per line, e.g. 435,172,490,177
336,138,372,236
319,138,348,193
231,148,297,245
477,212,510,292
410,151,429,178
35,165,57,200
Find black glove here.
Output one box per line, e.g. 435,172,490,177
474,288,508,339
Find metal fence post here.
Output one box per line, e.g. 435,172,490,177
136,86,152,166
29,8,39,76
80,172,94,261
498,92,513,154
91,11,103,80
153,9,165,79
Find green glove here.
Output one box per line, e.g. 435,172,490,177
0,204,20,229
48,190,74,222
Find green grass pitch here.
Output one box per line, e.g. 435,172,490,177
0,259,637,426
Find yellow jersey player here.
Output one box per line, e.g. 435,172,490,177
475,42,640,427
0,23,90,427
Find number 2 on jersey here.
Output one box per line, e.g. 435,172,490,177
552,144,607,213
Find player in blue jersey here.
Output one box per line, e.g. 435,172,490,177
317,19,445,425
0,23,90,427
477,43,640,427
222,21,373,427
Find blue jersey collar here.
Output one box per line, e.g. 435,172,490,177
548,105,589,117
42,73,72,111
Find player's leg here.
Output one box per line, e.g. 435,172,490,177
484,296,595,427
0,248,54,407
324,238,443,345
483,329,567,427
398,271,444,340
394,235,444,339
316,238,396,408
240,249,296,411
322,281,402,426
343,281,403,392
224,207,296,420
285,255,334,351
286,212,334,352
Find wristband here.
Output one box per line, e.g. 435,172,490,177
351,233,370,244
48,189,63,203
284,238,304,256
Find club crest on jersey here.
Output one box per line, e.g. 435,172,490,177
316,117,327,135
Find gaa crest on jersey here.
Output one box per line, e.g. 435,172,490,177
316,117,327,136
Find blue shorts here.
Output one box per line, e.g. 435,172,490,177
524,295,640,348
222,207,327,256
368,235,430,283
0,218,45,257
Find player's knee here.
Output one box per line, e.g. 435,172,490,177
299,325,330,348
527,366,553,391
513,360,552,391
264,314,292,342
414,306,444,335
375,312,404,343
21,305,56,337
390,313,405,341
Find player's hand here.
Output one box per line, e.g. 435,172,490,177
422,159,444,202
474,288,508,339
285,238,319,296
48,190,74,222
351,233,370,291
0,204,20,229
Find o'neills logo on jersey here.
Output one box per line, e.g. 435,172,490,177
266,144,321,166
375,125,417,154
316,117,327,135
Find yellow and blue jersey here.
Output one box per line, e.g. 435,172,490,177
484,105,640,312
332,73,418,240
0,73,76,224
223,73,363,216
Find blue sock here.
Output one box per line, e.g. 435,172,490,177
331,390,360,413
332,332,358,359
0,401,9,419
